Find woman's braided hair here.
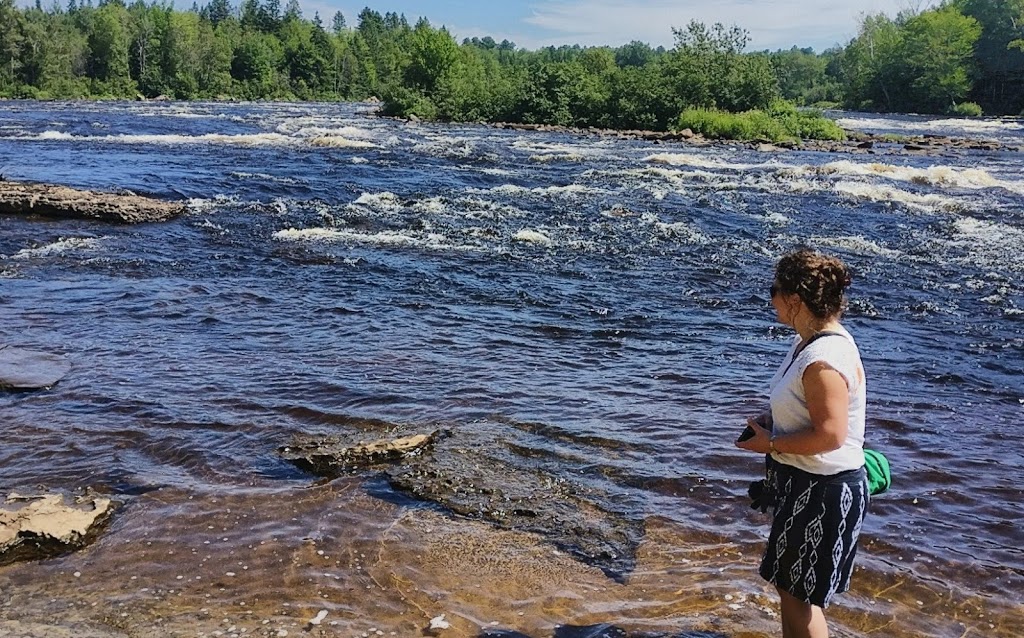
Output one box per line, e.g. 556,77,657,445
774,249,852,320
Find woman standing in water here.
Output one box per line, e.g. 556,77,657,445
737,249,869,638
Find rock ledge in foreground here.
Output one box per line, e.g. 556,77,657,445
0,493,116,565
0,180,184,224
281,428,642,580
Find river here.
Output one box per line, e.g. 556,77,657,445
1,101,1022,638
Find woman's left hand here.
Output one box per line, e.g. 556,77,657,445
736,417,772,454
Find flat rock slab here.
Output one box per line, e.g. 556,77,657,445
281,428,642,580
0,180,184,224
0,345,72,390
0,493,116,566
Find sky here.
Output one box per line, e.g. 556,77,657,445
301,0,942,52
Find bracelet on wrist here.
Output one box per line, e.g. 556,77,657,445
769,437,778,455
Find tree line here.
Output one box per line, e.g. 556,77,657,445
0,0,1021,129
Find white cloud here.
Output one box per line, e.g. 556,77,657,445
516,0,941,51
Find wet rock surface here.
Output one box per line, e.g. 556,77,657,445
281,427,644,580
0,493,116,566
0,345,72,390
0,180,185,224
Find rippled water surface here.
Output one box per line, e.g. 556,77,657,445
1,102,1023,637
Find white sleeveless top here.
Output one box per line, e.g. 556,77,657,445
768,326,866,475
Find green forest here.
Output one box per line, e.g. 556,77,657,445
1,0,1023,132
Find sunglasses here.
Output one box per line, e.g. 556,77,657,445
769,283,780,297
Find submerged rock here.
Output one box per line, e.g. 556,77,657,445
0,180,184,224
281,427,643,580
281,431,440,473
0,493,116,566
0,345,72,390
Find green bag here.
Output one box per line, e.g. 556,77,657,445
864,448,891,495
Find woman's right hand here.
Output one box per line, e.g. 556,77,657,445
736,417,772,454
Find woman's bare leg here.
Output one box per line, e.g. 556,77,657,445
778,586,829,638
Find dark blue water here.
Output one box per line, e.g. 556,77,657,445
1,101,1022,635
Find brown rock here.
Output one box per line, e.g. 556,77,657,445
1,493,116,566
0,180,184,224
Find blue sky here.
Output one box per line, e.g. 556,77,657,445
301,0,941,52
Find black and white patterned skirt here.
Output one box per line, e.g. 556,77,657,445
759,458,869,608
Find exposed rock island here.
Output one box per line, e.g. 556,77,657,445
0,180,185,224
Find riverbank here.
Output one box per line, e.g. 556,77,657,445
490,122,1023,156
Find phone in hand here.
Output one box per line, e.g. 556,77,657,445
737,425,756,442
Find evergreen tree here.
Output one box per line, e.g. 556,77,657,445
202,0,232,27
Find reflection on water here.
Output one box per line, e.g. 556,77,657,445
1,101,1022,636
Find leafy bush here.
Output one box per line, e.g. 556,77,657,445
380,85,438,120
951,101,983,117
676,103,846,142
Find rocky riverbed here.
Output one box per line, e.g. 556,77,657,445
492,122,1023,155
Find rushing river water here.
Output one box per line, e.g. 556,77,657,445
1,102,1022,638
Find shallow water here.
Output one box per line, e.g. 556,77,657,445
1,101,1022,637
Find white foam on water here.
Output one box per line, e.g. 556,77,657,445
479,167,516,176
536,184,607,197
352,192,403,211
411,197,448,214
950,216,1024,272
639,212,710,244
6,237,104,260
653,221,710,243
808,160,1022,193
273,227,344,242
272,227,478,252
469,184,531,197
229,171,303,186
138,109,213,120
185,194,243,212
513,229,554,246
453,197,528,220
307,136,378,149
638,166,711,182
290,125,378,140
832,181,965,213
808,235,905,259
782,178,820,194
27,130,293,147
529,153,587,163
196,219,227,233
764,212,791,225
267,198,291,216
511,139,609,155
644,152,758,171
837,115,1024,136
412,135,496,160
351,157,369,164
38,130,74,140
467,183,607,199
